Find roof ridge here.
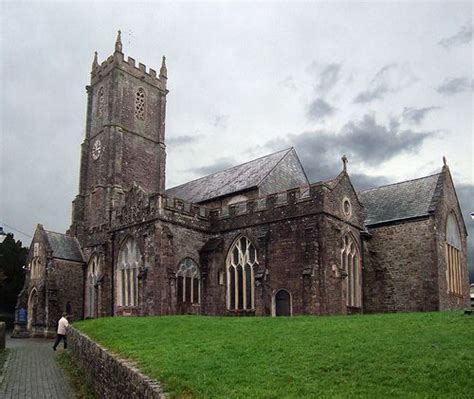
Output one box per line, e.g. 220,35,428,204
167,147,292,191
44,229,71,237
359,172,441,193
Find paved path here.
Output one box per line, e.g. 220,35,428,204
0,334,75,399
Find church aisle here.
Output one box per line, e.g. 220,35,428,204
0,336,74,399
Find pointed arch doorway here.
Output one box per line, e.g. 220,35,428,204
275,289,291,316
27,288,38,330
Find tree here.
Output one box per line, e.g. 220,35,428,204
0,233,28,313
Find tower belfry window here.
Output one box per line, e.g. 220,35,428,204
97,86,105,117
135,88,145,120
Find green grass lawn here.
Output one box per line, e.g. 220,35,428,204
74,312,474,398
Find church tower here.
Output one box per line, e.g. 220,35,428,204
71,31,168,236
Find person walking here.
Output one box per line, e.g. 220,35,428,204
52,312,69,351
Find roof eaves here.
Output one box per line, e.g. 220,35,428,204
366,214,431,228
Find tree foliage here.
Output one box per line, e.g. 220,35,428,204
0,233,27,312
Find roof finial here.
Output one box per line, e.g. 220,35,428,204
442,156,447,166
160,55,167,79
342,154,348,172
115,30,122,53
92,51,99,72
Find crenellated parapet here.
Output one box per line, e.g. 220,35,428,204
90,30,167,92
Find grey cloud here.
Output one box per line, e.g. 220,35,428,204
437,77,474,95
192,157,236,176
213,114,230,129
167,135,199,146
307,98,335,121
316,63,341,93
354,86,388,104
279,75,297,90
354,63,418,103
266,113,436,182
438,23,473,48
402,106,440,125
341,115,435,166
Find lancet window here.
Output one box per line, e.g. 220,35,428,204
117,237,142,307
226,236,258,311
341,234,361,308
176,258,200,304
446,213,463,295
85,255,100,318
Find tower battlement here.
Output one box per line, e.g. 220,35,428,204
90,31,167,92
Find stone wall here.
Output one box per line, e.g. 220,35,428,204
433,168,470,309
363,217,439,313
68,326,165,398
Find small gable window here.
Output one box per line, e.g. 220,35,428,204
135,88,145,120
176,258,200,304
446,213,463,295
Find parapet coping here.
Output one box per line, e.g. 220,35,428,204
69,326,166,398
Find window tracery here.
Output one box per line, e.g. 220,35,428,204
341,234,361,308
117,237,141,307
176,258,200,304
226,236,258,311
135,88,145,120
446,213,462,295
97,86,105,116
85,255,101,318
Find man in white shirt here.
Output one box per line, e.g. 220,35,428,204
52,312,69,351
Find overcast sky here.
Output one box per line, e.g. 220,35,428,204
1,1,473,278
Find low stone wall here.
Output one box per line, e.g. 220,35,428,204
68,327,165,398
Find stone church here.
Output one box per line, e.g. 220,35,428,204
14,32,469,337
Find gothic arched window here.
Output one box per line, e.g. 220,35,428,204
135,88,145,120
97,86,105,116
176,258,200,304
85,255,101,318
341,234,361,308
446,213,462,295
30,258,41,279
226,236,258,311
117,237,142,307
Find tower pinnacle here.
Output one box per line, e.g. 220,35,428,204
115,30,122,53
160,56,167,79
92,51,99,72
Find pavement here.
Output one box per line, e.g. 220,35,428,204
0,333,75,399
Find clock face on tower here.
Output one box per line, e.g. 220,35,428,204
92,139,102,160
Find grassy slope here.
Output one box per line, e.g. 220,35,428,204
74,312,474,398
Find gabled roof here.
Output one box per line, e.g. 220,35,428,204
359,173,442,226
166,148,307,203
44,230,84,262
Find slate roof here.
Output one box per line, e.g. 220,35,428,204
359,173,442,226
166,148,298,203
44,231,84,262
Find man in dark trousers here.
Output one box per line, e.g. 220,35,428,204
52,312,69,351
